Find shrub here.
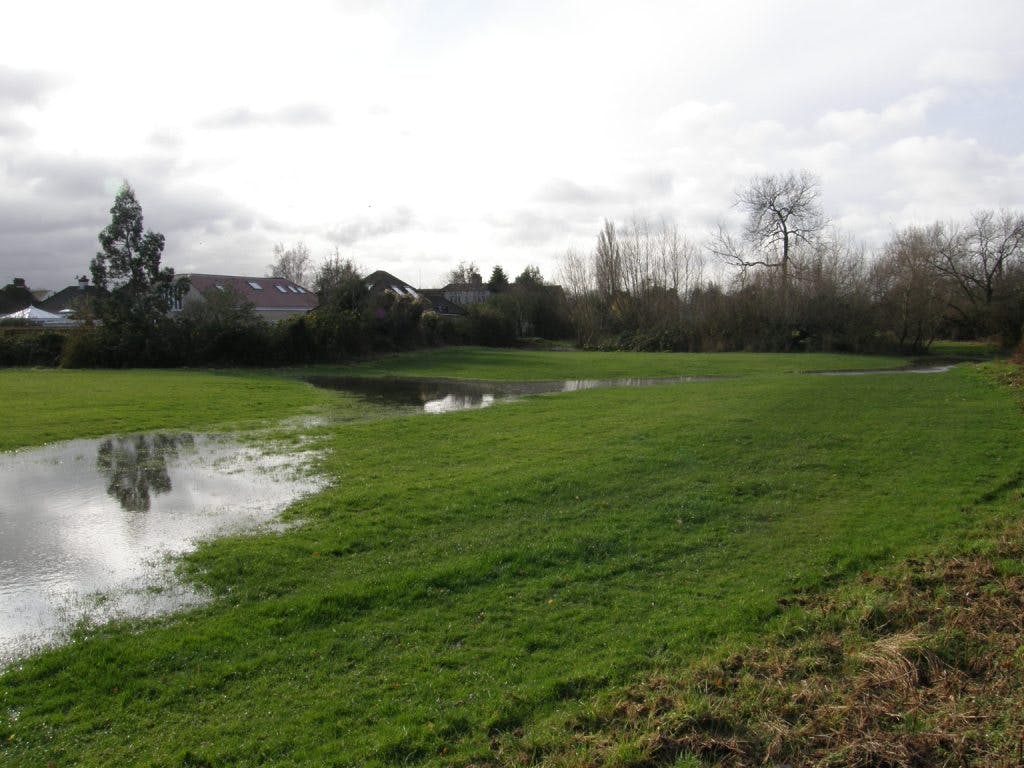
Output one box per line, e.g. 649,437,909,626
0,328,67,366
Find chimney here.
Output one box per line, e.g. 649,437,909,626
78,275,89,290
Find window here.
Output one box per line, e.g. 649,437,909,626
275,285,288,293
248,281,263,290
288,285,299,293
215,284,225,292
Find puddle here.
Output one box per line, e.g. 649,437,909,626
306,375,715,414
0,433,321,667
812,364,956,376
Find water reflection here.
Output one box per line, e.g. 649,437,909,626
0,433,320,666
307,374,713,413
96,433,195,512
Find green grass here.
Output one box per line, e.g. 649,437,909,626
926,339,1003,360
2,351,1022,766
309,346,909,380
0,368,336,451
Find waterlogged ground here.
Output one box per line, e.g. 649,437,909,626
306,373,719,413
4,353,1022,767
0,432,321,665
0,364,957,666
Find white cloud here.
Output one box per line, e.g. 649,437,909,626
653,101,735,135
0,1,1022,289
918,49,1007,84
816,89,946,142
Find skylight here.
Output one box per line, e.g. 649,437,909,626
248,281,263,290
288,285,299,293
275,285,288,293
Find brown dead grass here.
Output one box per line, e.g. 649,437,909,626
483,522,1024,767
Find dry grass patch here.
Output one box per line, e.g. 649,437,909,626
487,522,1024,768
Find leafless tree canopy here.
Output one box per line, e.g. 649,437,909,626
267,241,313,287
446,261,481,285
711,170,827,281
871,225,950,351
932,209,1024,319
556,186,1023,353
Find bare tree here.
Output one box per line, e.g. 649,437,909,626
656,218,704,296
267,241,312,287
710,170,827,283
446,261,481,285
558,247,592,299
558,246,602,347
932,209,1024,328
593,219,622,298
871,226,950,352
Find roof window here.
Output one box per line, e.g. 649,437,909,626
248,281,263,290
275,285,288,293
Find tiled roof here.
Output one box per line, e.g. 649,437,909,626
364,270,423,299
184,274,319,310
38,286,102,314
417,289,467,316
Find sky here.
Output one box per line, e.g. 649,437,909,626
2,0,1022,292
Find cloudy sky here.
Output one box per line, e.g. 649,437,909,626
2,0,1022,292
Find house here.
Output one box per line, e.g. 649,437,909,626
364,270,467,316
416,289,467,317
0,277,38,315
177,274,318,322
442,273,490,306
364,269,422,301
38,276,102,318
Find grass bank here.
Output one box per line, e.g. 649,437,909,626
1,352,1021,766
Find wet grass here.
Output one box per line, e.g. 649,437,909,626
0,368,337,451
927,340,1003,361
2,353,1023,766
308,346,909,380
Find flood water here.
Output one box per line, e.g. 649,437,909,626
306,374,715,413
0,433,320,666
814,363,956,376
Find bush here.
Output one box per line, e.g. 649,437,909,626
60,325,107,368
465,304,516,346
0,328,67,366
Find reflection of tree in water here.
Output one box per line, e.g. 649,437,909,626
95,434,196,512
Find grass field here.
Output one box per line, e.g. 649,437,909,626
0,368,336,451
1,349,1021,766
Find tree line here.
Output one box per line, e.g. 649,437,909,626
5,176,1020,367
559,171,1024,353
18,183,566,367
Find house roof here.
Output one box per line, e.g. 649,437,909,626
417,289,468,316
0,294,30,315
38,285,102,314
1,305,72,325
364,270,423,299
184,274,319,311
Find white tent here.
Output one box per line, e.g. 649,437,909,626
0,306,76,326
